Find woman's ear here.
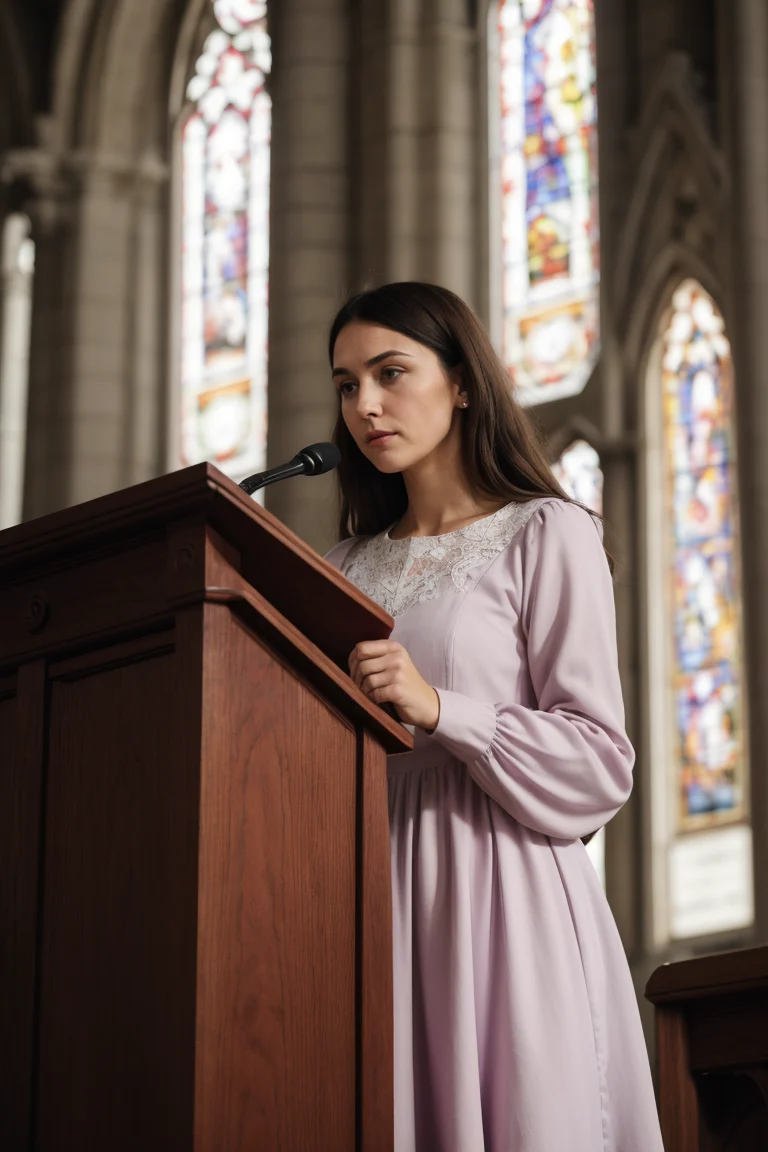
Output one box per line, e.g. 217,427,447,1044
448,363,466,407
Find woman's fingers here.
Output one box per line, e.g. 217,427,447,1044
346,640,438,729
359,670,393,695
349,640,405,686
359,672,397,706
354,655,391,687
355,640,401,659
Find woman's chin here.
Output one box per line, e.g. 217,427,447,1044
360,442,409,473
369,456,405,474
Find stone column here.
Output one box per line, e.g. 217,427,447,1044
418,0,477,302
593,0,642,957
0,213,35,528
726,0,768,940
267,0,480,552
264,0,351,553
21,150,168,521
354,0,479,305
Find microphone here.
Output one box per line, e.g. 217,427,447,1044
238,441,341,496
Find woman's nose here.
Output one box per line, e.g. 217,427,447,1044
355,380,383,417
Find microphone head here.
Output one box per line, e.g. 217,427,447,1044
294,441,341,476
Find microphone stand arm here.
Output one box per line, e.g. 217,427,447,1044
239,459,307,496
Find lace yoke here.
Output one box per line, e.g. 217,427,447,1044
343,498,549,617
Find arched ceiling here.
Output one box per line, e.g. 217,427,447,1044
8,0,62,119
50,0,195,157
1,0,208,164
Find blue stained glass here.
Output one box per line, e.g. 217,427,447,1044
661,281,748,828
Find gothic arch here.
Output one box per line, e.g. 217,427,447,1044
547,415,604,464
614,52,726,391
18,0,205,522
51,0,110,149
0,5,37,224
51,0,198,163
0,4,34,153
168,0,215,124
624,245,724,396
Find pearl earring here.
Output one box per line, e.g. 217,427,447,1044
462,400,468,408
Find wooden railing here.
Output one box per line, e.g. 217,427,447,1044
646,946,768,1151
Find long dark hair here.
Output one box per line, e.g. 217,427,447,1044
328,282,614,575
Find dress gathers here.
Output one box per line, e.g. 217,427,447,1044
325,497,664,1152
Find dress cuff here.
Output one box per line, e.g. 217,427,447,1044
430,688,497,764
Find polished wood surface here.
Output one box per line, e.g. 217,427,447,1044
0,465,411,1150
0,460,393,674
358,731,395,1151
647,947,768,1003
193,603,358,1148
37,628,200,1148
647,947,768,1151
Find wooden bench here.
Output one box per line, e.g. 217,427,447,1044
646,946,768,1151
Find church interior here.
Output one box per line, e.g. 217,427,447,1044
2,0,768,1147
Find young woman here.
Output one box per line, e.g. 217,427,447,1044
324,282,664,1152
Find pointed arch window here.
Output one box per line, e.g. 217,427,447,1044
661,283,747,831
178,0,270,481
649,280,752,941
552,437,603,514
494,0,600,405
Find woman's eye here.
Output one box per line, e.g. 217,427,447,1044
381,366,403,381
337,380,357,395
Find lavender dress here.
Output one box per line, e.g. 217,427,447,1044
325,497,664,1152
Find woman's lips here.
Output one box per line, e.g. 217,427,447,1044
367,433,396,447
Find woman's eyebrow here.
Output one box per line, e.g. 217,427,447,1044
332,350,414,378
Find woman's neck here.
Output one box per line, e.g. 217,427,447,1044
392,463,507,539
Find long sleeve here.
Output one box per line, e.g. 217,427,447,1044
430,500,635,839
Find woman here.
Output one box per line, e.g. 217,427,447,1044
324,282,664,1152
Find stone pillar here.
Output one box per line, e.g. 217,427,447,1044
593,0,641,957
355,0,478,305
266,0,479,551
19,163,77,519
21,151,168,521
264,0,351,552
419,1,477,301
0,213,34,528
726,0,768,941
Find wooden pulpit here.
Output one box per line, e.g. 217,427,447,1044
646,945,768,1151
0,463,412,1151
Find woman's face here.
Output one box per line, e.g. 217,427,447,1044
332,321,465,475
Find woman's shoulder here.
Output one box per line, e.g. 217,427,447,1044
525,495,603,529
521,495,604,544
492,495,592,555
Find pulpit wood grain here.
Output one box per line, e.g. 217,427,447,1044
358,730,394,1151
0,464,410,1151
193,604,357,1149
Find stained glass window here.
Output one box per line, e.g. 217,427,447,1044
180,0,270,480
552,437,603,513
497,0,599,405
660,281,747,830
